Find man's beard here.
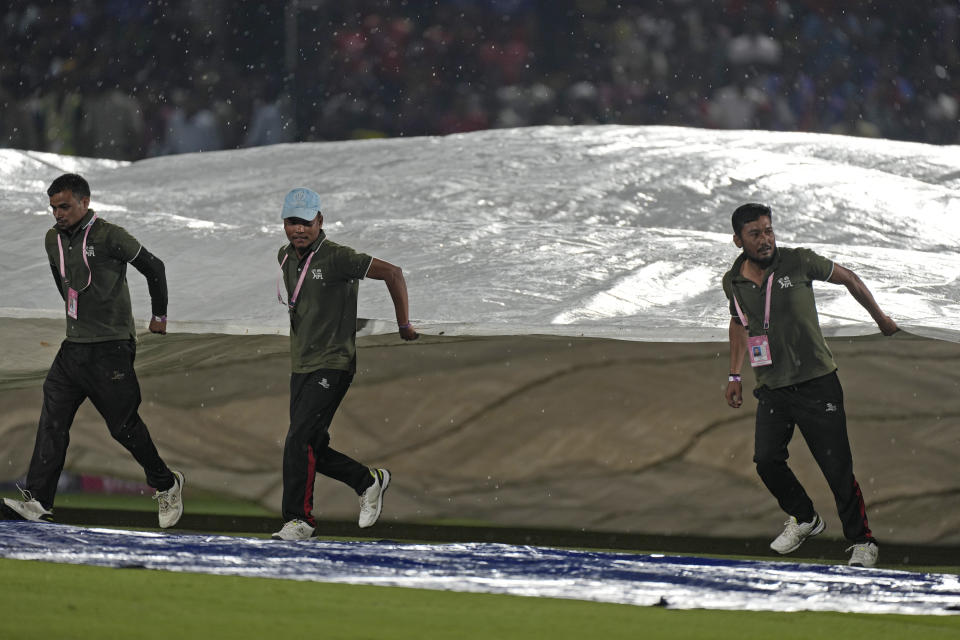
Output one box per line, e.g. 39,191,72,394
746,247,775,268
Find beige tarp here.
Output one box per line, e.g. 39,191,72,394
1,318,957,544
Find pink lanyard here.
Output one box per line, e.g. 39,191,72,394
733,271,774,331
277,249,316,309
56,214,98,291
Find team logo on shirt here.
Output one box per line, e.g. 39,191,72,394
311,268,323,280
777,276,793,289
825,402,838,413
85,245,95,257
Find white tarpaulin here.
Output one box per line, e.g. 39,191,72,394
3,125,959,342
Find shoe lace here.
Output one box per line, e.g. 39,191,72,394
152,487,172,510
285,520,308,533
359,470,382,510
360,484,379,511
783,515,818,535
15,484,35,503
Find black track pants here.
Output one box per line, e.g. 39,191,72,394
753,371,874,543
281,369,372,525
26,340,174,509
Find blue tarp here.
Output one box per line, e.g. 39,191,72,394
1,522,958,615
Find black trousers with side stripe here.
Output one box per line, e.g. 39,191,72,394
753,371,875,544
281,369,373,526
26,340,175,509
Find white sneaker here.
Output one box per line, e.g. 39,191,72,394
847,541,879,568
272,519,316,541
358,468,390,529
770,513,825,554
153,470,184,528
1,487,53,522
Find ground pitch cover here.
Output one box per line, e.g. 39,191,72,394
0,521,957,615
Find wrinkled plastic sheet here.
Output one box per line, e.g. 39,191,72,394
1,522,958,615
3,126,960,343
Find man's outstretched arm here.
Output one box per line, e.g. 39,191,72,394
366,258,418,341
130,247,168,335
828,264,899,336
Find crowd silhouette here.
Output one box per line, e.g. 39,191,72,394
3,0,957,161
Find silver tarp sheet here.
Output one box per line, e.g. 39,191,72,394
2,125,959,342
1,522,958,615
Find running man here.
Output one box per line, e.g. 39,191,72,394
722,203,898,567
272,187,418,541
2,173,184,528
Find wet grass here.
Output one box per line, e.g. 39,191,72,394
1,557,958,640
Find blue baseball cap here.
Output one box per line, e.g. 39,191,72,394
281,187,322,220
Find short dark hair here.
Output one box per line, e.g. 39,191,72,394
47,173,91,199
731,203,772,236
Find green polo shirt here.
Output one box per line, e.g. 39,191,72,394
44,209,141,343
278,231,373,374
722,247,837,389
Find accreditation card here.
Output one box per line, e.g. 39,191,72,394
67,287,79,319
747,335,772,367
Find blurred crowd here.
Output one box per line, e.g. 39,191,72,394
3,0,959,161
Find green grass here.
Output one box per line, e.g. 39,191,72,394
0,488,273,516
1,558,958,640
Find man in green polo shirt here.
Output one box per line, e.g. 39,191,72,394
272,187,418,541
1,173,184,528
722,203,898,568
